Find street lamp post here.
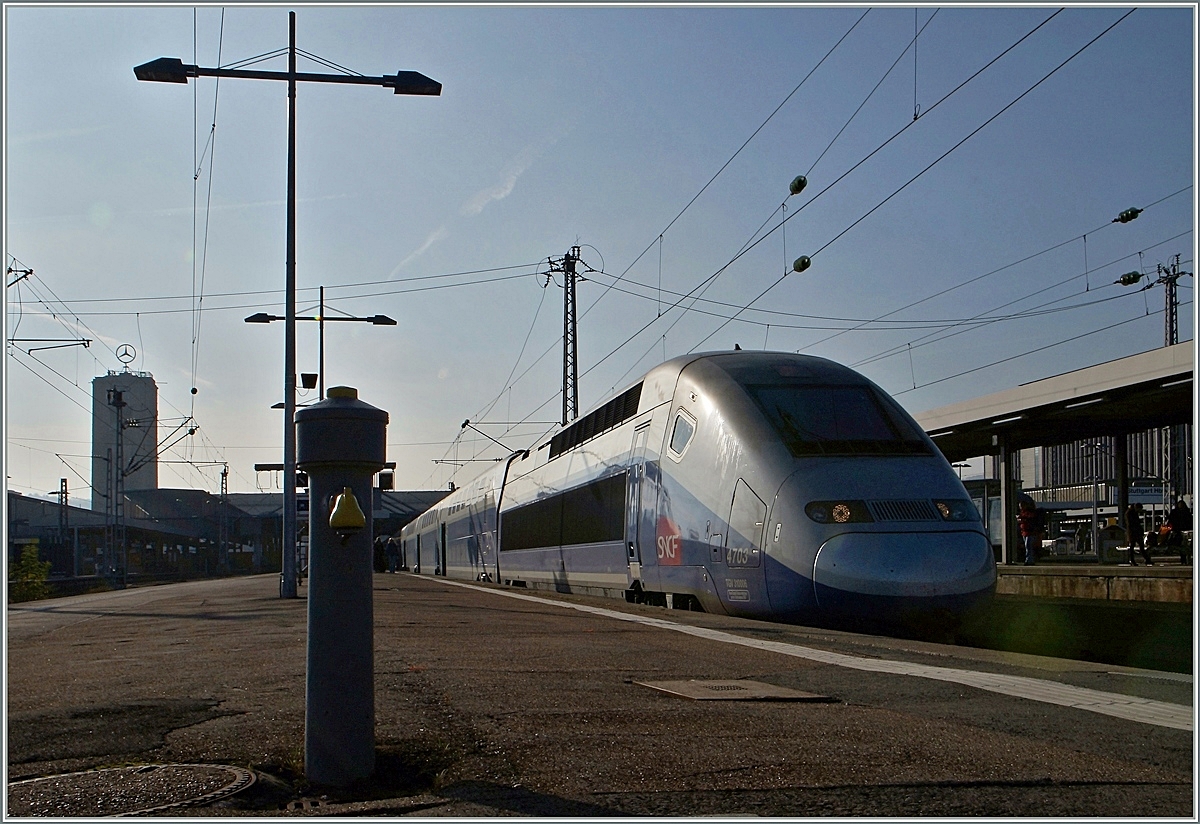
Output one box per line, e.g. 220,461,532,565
246,294,396,400
1087,442,1102,560
137,12,439,598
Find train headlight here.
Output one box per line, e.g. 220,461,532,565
934,499,979,522
806,500,873,524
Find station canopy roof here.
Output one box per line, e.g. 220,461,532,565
914,343,1194,463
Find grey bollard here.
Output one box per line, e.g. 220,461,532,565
296,386,387,786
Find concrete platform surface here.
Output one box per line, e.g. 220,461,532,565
996,561,1193,603
5,574,1194,817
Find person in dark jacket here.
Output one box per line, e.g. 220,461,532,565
1017,500,1043,566
1125,502,1149,565
1166,499,1192,564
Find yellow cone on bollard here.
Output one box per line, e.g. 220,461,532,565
329,487,366,534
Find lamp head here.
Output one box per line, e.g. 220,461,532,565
134,58,191,83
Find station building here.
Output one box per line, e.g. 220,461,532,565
7,486,448,590
916,343,1193,564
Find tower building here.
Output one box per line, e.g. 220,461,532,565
91,370,159,512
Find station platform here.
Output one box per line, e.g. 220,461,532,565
7,573,1193,816
996,561,1193,603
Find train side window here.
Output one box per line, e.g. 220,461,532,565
669,409,696,458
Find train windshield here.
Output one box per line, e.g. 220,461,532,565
746,384,931,457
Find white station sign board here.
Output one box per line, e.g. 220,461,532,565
1129,484,1166,504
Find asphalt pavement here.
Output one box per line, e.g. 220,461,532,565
5,573,1194,817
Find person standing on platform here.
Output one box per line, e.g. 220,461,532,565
1166,499,1192,565
1124,502,1148,565
386,536,401,573
1018,500,1043,566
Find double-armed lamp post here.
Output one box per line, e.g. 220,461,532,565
136,12,439,598
247,287,397,401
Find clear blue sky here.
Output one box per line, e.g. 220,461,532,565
4,4,1195,500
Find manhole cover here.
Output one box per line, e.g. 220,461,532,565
634,679,834,702
7,763,256,817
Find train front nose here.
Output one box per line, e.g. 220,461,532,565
812,531,996,623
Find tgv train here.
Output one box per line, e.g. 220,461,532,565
399,351,996,630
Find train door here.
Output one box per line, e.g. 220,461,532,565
414,533,421,574
626,421,652,585
439,523,447,576
724,479,767,609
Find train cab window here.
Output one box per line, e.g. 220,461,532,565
669,410,696,458
748,384,930,457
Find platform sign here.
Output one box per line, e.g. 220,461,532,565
1129,484,1165,504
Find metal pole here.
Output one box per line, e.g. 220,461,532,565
319,285,325,400
568,248,579,421
1163,256,1184,505
561,247,579,426
111,391,127,588
282,11,299,598
104,448,112,576
1091,444,1100,561
135,12,440,599
220,463,229,571
1164,256,1179,348
997,435,1015,565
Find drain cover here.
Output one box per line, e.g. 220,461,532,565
634,679,833,701
7,763,256,817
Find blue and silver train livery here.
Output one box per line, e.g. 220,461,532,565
399,351,996,630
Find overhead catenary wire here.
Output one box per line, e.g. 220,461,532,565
796,10,1145,355
815,195,1192,358
190,7,226,412
471,264,553,428
31,262,544,312
579,8,872,322
491,7,1138,445
684,8,1133,356
807,9,940,178
7,260,117,367
850,229,1194,370
423,263,554,486
560,7,1072,395
9,351,94,416
589,263,1165,333
892,302,1190,397
10,341,232,491
23,4,849,487
816,11,1132,264
10,10,1186,498
582,216,1191,326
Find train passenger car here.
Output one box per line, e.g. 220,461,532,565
399,351,996,630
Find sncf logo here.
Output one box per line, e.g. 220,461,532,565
656,516,682,566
